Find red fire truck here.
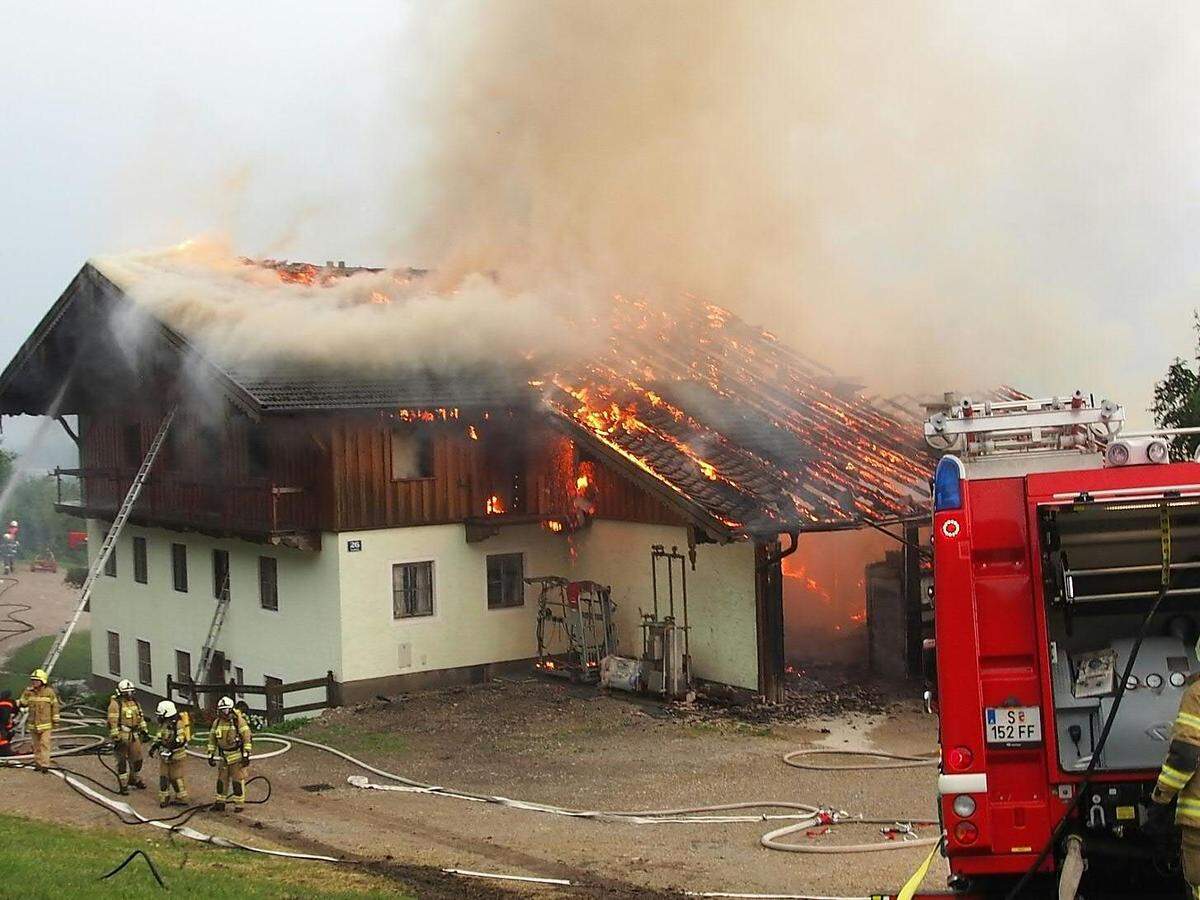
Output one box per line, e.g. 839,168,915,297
925,393,1200,898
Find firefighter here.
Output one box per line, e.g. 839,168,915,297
1150,640,1200,898
150,700,191,808
106,679,149,794
207,695,252,812
17,669,59,771
0,690,15,756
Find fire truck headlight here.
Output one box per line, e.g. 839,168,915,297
1106,441,1131,466
952,795,977,818
1147,439,1170,464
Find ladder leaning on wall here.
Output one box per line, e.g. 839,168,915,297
192,570,231,688
40,406,178,679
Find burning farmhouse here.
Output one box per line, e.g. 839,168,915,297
0,255,934,706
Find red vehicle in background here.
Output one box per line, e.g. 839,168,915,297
925,393,1200,898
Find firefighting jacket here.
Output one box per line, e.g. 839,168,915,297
107,696,147,742
207,710,252,764
155,713,192,762
0,698,15,746
18,684,59,732
1153,677,1200,826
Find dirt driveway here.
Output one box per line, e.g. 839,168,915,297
0,570,84,668
0,674,947,897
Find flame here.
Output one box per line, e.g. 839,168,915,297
467,425,479,440
486,494,506,515
576,473,590,492
397,407,459,422
370,290,391,305
546,519,564,533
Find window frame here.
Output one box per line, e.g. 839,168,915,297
103,532,117,578
107,631,121,676
212,549,230,602
391,560,435,620
136,639,152,687
132,536,148,585
175,649,192,686
390,428,436,482
171,543,188,593
486,552,526,610
258,556,279,612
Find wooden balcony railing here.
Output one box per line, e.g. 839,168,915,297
55,467,319,535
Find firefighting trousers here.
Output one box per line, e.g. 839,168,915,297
158,756,189,804
114,738,145,787
215,759,247,808
1184,827,1200,897
30,729,52,768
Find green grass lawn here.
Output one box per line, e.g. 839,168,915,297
0,630,90,695
296,719,408,756
0,812,410,899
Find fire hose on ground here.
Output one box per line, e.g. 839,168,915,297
0,709,945,897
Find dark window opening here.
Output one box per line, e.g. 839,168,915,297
247,428,272,478
213,549,230,602
107,631,121,676
171,543,188,593
487,553,525,609
259,556,278,611
137,639,152,687
235,666,245,698
265,674,283,721
103,532,117,578
392,561,434,618
132,536,148,584
122,423,142,469
175,649,192,685
391,429,435,481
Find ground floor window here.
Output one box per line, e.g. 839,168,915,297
107,631,121,676
175,649,192,685
392,561,434,619
487,552,525,609
265,674,283,721
235,666,245,698
137,639,152,686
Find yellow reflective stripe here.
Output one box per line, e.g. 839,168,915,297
24,697,53,703
1177,711,1200,730
1161,765,1192,788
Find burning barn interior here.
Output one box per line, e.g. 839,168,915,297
0,256,937,707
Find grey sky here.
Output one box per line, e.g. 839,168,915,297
2,1,1199,467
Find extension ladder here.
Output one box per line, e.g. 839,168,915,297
193,570,231,686
40,406,178,677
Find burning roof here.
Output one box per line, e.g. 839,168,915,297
0,258,936,537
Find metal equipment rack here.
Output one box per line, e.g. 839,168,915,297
529,576,616,682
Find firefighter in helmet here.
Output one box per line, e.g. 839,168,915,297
1150,636,1200,897
150,699,191,808
207,696,253,812
107,679,149,793
17,669,59,771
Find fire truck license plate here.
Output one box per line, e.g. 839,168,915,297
985,706,1042,745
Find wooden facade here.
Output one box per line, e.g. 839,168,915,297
64,404,683,543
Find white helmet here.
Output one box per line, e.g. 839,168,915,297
216,696,235,713
156,699,177,719
117,679,135,695
9,521,16,528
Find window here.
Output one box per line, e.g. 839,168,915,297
487,553,525,609
212,549,230,601
132,536,148,584
392,561,434,619
136,639,152,686
175,649,192,685
235,666,245,698
259,557,278,611
103,528,117,577
171,543,188,593
265,675,284,722
122,422,142,469
247,428,272,478
391,429,435,481
107,631,121,676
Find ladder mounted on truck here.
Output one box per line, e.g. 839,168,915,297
193,571,231,687
40,406,178,677
924,391,1124,464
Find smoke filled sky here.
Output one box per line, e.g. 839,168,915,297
3,1,1200,464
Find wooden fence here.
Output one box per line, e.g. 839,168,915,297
166,670,341,724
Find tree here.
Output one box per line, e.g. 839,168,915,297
1152,314,1200,460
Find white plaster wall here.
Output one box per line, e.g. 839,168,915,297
87,521,342,707
336,523,571,683
570,521,760,690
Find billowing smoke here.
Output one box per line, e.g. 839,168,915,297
94,238,589,372
385,1,1200,417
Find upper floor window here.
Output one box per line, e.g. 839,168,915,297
391,430,435,481
247,428,272,479
213,549,230,602
132,536,148,585
122,423,142,469
486,553,525,609
171,543,188,593
259,557,278,611
103,536,117,578
392,561,434,619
